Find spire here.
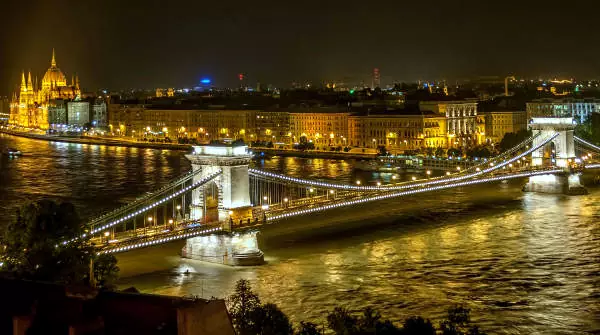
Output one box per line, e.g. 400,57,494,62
27,71,33,91
71,74,74,86
21,71,26,89
51,48,56,67
35,76,38,91
75,73,80,90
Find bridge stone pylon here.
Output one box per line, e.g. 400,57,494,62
529,117,577,168
185,145,252,224
525,117,587,195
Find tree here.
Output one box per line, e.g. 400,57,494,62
297,321,321,335
327,307,359,335
227,279,262,335
94,253,120,289
0,200,118,287
435,147,446,157
402,316,435,335
498,129,531,153
425,147,434,157
447,148,462,158
439,306,486,335
249,303,294,335
377,145,388,156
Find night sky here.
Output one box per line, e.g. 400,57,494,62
1,0,599,94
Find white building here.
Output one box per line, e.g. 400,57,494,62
67,101,90,126
526,98,600,123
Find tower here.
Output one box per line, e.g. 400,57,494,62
372,68,380,89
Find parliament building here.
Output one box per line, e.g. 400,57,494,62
10,50,81,129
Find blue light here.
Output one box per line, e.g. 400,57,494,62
201,78,211,84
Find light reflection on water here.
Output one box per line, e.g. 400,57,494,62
1,134,599,334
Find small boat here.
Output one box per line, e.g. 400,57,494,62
3,148,22,156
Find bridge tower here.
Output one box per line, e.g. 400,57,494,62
525,117,587,195
529,117,577,168
185,145,253,224
183,144,264,266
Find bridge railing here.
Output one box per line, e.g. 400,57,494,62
89,170,223,236
88,168,203,227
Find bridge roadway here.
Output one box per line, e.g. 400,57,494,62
98,166,575,255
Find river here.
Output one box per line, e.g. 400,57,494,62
1,133,599,334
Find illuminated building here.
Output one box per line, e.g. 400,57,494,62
0,97,9,124
484,110,527,143
107,104,260,141
348,111,447,152
256,110,290,143
420,101,481,147
9,50,81,129
288,107,349,147
526,98,600,123
67,101,90,126
372,68,380,89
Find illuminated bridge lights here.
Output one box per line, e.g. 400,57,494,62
574,136,600,152
89,170,222,236
99,226,223,255
89,169,201,225
266,169,562,222
249,133,559,193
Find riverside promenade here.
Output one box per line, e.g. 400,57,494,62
0,128,192,151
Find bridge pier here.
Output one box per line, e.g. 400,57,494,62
523,173,587,195
181,231,264,266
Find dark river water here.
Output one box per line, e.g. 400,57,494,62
1,133,599,334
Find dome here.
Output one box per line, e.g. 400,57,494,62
41,50,67,88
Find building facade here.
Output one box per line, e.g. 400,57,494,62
420,101,481,147
107,105,261,141
526,98,600,123
348,112,448,152
288,109,349,147
66,101,90,126
0,97,9,125
9,50,81,129
484,110,528,143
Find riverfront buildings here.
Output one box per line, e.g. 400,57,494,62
106,100,487,151
9,50,81,129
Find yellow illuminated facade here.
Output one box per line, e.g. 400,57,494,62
9,50,81,129
289,111,348,146
348,114,448,151
484,110,527,143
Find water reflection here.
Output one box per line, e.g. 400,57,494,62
1,134,599,334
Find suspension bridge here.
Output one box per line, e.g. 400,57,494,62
83,117,600,267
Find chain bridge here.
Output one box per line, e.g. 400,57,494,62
80,117,600,268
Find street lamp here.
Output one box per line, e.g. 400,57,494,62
356,180,361,185
104,231,110,244
376,181,381,186
426,170,431,176
411,176,417,181
329,190,334,194
176,205,181,211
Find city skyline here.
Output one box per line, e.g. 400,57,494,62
2,0,600,94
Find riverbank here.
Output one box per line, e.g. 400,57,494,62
0,129,192,151
250,147,377,160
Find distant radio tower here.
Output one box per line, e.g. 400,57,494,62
372,68,380,89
